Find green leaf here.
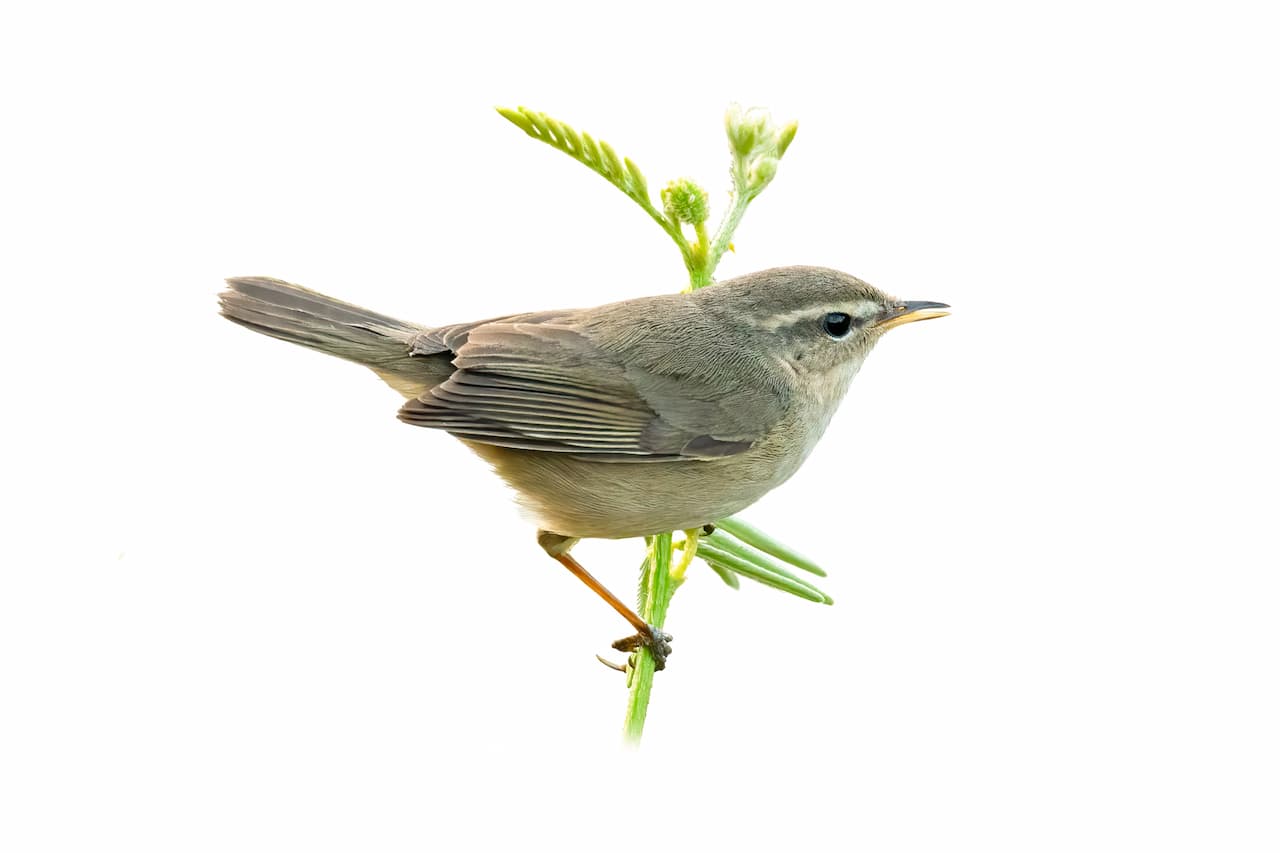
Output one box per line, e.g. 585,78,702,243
696,542,831,604
523,109,553,139
701,533,833,603
495,107,536,136
713,517,827,576
706,560,740,589
497,106,656,206
598,139,625,181
579,131,603,168
554,118,582,154
624,157,649,202
635,543,653,613
496,105,698,276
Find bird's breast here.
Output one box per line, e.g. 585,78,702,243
464,363,859,540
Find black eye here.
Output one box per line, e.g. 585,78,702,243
822,312,854,339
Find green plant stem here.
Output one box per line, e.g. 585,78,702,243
638,198,696,273
624,170,739,737
705,187,752,282
623,532,675,742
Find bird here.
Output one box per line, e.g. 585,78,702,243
218,265,947,668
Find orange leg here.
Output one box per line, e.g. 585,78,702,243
539,531,673,670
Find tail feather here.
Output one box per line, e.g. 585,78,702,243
219,276,452,398
223,277,417,333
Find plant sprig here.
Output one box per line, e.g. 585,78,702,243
497,104,818,743
497,107,694,274
497,105,797,290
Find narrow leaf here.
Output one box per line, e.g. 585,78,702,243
697,543,831,604
624,157,649,201
706,561,740,589
714,517,827,576
701,535,833,602
494,104,692,294
496,107,537,137
565,124,585,156
700,557,829,604
547,117,574,151
636,539,653,612
523,108,553,139
599,140,624,182
580,131,602,168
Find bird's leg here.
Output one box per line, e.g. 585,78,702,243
538,530,674,671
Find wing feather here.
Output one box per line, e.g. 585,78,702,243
397,316,786,461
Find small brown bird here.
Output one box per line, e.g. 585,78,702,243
219,266,947,667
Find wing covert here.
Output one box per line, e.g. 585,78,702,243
397,319,783,461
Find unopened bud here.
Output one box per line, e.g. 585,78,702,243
776,120,799,157
748,156,778,188
724,103,758,157
661,178,710,225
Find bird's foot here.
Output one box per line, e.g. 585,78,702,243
611,626,674,671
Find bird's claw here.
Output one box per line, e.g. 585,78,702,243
611,626,674,671
595,654,628,673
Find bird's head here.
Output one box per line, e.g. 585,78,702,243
702,266,949,381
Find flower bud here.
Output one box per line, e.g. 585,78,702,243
661,178,710,225
724,104,798,196
748,156,778,189
724,103,758,157
776,120,799,157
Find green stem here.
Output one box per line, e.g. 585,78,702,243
623,532,675,743
618,115,782,741
622,170,750,741
637,199,696,273
705,183,753,279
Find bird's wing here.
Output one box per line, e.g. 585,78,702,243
397,318,789,462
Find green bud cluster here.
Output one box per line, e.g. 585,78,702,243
724,103,798,196
661,178,710,225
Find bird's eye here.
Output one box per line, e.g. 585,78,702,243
822,312,854,339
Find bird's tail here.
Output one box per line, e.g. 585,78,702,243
219,276,446,398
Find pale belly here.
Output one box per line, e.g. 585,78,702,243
461,396,840,539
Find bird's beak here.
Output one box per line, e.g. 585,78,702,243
875,301,951,331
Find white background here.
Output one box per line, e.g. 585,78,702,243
2,1,1277,850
